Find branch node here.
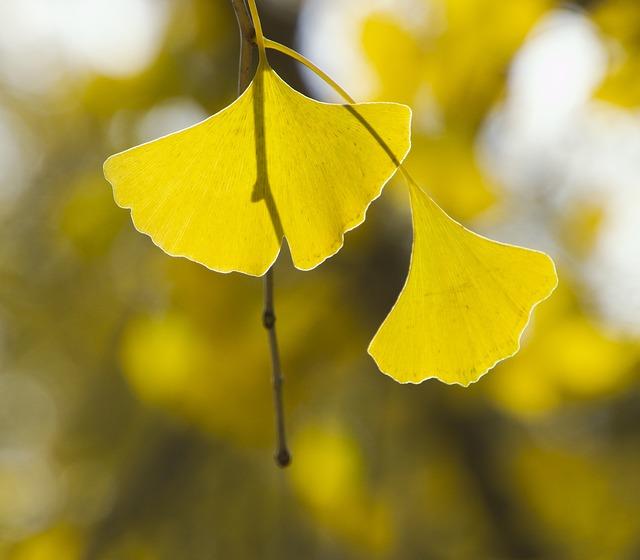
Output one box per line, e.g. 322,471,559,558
275,448,291,468
263,310,276,329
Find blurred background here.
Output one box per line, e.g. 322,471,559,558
1,0,639,558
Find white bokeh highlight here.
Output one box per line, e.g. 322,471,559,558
0,0,171,95
480,9,640,335
297,0,429,102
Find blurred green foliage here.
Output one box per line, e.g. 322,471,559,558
0,1,639,559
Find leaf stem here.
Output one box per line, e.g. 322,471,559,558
246,0,267,61
264,38,356,103
230,0,291,468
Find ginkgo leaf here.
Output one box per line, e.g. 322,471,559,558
368,183,557,386
103,59,411,276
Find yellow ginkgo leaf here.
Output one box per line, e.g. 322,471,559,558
103,58,411,276
369,183,557,386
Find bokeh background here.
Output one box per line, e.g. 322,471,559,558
1,0,639,558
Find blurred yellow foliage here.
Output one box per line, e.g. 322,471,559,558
120,312,208,407
1,0,639,557
360,0,550,220
514,445,640,559
119,308,275,446
560,201,605,258
594,0,640,106
58,173,126,259
487,283,637,418
10,526,82,560
118,264,364,448
290,423,393,554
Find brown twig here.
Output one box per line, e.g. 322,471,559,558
263,268,290,466
230,0,255,93
229,0,291,468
